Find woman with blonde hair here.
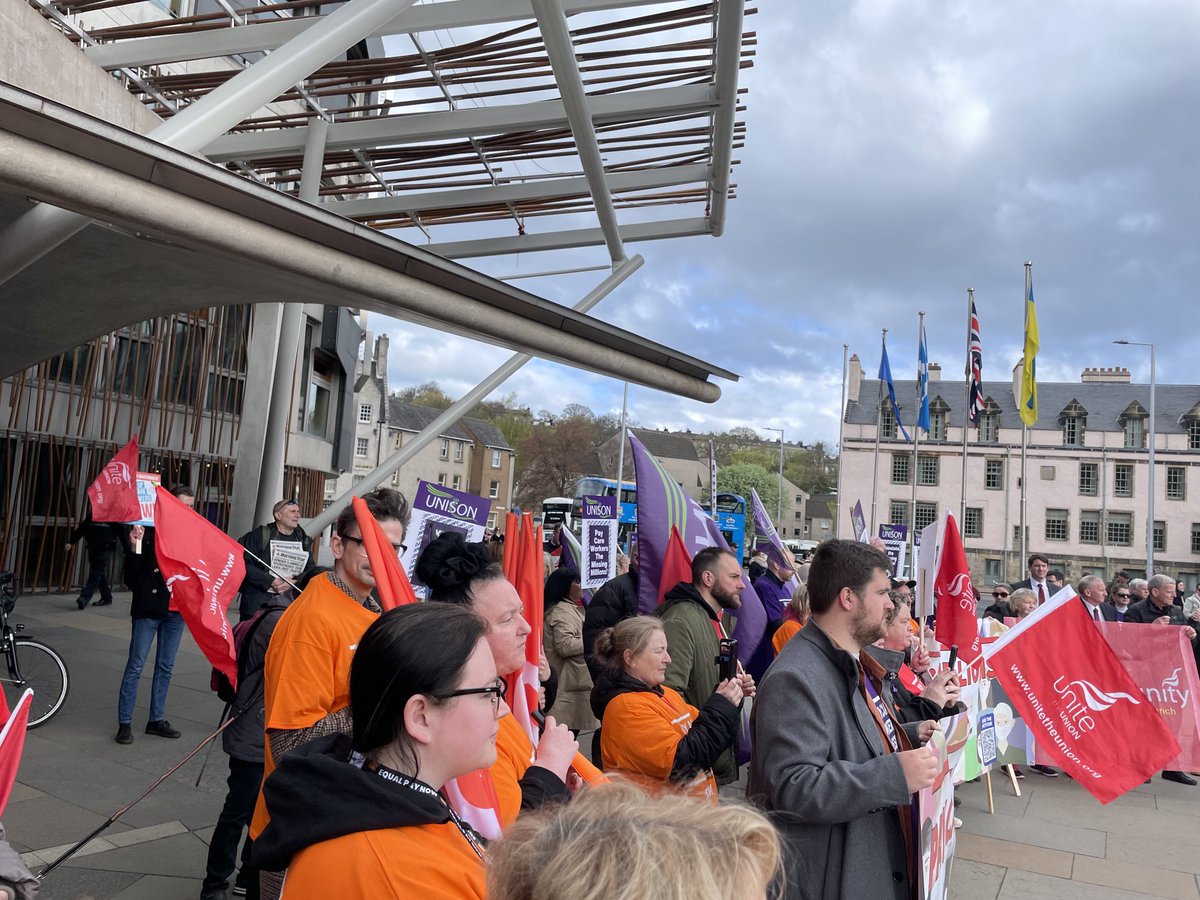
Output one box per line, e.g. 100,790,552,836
771,582,810,656
488,781,781,900
590,616,742,800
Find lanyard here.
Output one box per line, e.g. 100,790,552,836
862,675,900,752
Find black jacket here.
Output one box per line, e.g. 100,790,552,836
238,523,314,612
582,568,639,680
253,733,466,873
983,601,1012,622
68,512,123,549
863,646,956,725
1125,598,1190,629
123,528,170,619
223,597,292,763
590,669,739,784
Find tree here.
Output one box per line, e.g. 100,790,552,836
396,380,454,410
513,414,598,508
717,463,778,515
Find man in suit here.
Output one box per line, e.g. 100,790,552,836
1012,554,1061,607
1078,575,1118,623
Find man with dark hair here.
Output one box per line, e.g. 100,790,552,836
236,498,314,621
656,545,755,784
749,539,939,900
1047,568,1065,588
1012,554,1061,605
114,484,195,745
249,488,410,899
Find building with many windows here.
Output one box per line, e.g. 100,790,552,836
839,355,1200,588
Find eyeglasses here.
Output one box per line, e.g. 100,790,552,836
435,677,507,717
1116,592,1131,599
993,592,1010,599
340,534,408,557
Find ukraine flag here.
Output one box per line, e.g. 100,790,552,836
1019,266,1039,426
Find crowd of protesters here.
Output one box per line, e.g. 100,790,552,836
60,482,1200,900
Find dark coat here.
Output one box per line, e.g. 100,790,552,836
238,523,313,615
123,528,170,619
863,645,953,724
582,569,639,680
1011,579,1061,601
983,601,1012,622
223,598,291,762
1080,598,1118,623
1125,598,1189,627
748,621,914,900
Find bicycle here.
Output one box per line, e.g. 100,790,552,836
0,571,70,727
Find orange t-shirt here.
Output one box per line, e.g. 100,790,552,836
600,685,717,801
489,712,535,827
280,823,485,900
772,619,803,655
251,573,378,838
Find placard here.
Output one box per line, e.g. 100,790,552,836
581,494,617,590
399,481,491,598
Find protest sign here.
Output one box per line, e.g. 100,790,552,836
580,495,617,590
400,481,491,598
877,523,907,577
918,725,963,900
850,501,868,542
131,471,161,526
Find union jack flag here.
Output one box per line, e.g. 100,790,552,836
966,293,984,425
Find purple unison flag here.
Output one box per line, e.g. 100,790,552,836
749,488,790,572
628,434,767,669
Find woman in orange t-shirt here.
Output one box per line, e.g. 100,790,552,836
591,616,742,800
253,603,496,899
771,582,811,656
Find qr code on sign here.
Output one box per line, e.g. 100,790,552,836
977,727,996,765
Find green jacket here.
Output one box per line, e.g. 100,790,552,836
656,582,737,784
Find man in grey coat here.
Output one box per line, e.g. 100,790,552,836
748,540,939,900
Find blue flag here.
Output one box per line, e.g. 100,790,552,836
917,321,930,434
878,337,912,442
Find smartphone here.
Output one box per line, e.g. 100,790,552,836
947,644,959,670
716,638,739,682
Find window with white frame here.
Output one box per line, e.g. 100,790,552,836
963,507,983,539
1079,510,1100,544
454,441,464,462
489,480,500,499
358,403,373,424
439,439,449,460
1167,466,1186,500
355,437,369,458
452,474,462,490
984,459,1003,490
1107,512,1132,546
1079,462,1098,496
437,473,447,486
1045,509,1068,542
491,449,502,468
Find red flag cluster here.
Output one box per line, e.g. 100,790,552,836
87,437,141,523
350,496,418,611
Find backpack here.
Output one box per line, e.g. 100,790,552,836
210,605,279,704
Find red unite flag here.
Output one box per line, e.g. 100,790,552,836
153,486,245,689
0,689,31,816
351,497,417,611
984,592,1181,804
933,513,981,664
87,437,141,523
657,525,694,608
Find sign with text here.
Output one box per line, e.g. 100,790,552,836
400,481,491,598
131,471,161,526
918,726,961,900
580,494,617,590
878,523,907,577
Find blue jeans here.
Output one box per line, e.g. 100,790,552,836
117,612,185,724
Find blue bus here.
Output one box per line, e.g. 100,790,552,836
573,476,637,549
702,493,748,563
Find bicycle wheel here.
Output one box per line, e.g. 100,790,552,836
2,639,69,727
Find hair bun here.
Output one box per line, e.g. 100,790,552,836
416,532,492,591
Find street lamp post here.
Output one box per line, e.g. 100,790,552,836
764,427,784,526
1114,340,1156,578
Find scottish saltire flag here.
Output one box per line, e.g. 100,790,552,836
878,335,912,442
628,434,767,669
916,321,930,434
1019,267,1039,426
967,293,984,425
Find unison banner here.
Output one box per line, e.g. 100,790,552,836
878,523,907,577
400,481,491,598
580,494,617,590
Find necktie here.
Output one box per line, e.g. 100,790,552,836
1092,606,1100,623
1038,583,1046,606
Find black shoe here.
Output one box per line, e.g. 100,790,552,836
1162,771,1198,786
115,724,133,745
1030,764,1059,778
1012,766,1026,780
145,720,181,739
76,596,88,610
92,598,113,606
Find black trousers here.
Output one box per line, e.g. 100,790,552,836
202,756,263,898
79,542,114,603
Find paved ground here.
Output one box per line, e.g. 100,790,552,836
4,591,1200,899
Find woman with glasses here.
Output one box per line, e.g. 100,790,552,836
983,584,1013,621
1108,582,1134,621
590,616,742,801
417,533,577,828
254,603,492,899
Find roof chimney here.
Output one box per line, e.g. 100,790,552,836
1081,366,1130,384
927,362,941,382
848,354,863,403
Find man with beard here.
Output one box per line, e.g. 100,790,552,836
656,546,756,785
748,540,939,900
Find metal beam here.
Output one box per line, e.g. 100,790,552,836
532,0,624,263
428,217,711,259
306,254,645,534
203,84,716,161
327,164,709,219
707,0,745,238
86,0,680,70
0,0,421,287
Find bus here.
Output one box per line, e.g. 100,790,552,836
702,493,748,563
572,476,637,549
540,497,574,550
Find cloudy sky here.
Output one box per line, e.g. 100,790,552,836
373,0,1200,449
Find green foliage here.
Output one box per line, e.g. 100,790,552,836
717,463,778,513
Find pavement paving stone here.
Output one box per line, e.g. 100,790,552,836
1026,796,1200,849
998,869,1159,899
1156,794,1200,818
949,858,1007,900
110,874,206,900
957,809,1108,858
955,832,1074,878
1105,834,1200,876
1071,856,1200,900
36,867,140,900
59,833,209,878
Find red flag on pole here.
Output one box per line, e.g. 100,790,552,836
153,486,245,689
0,689,31,816
351,497,417,611
984,591,1180,803
657,525,694,608
933,513,982,664
501,511,520,584
87,437,141,523
504,513,543,746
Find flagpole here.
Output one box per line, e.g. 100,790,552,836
1019,263,1033,572
870,329,887,534
960,288,974,528
614,380,629,490
836,343,848,539
909,311,925,569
